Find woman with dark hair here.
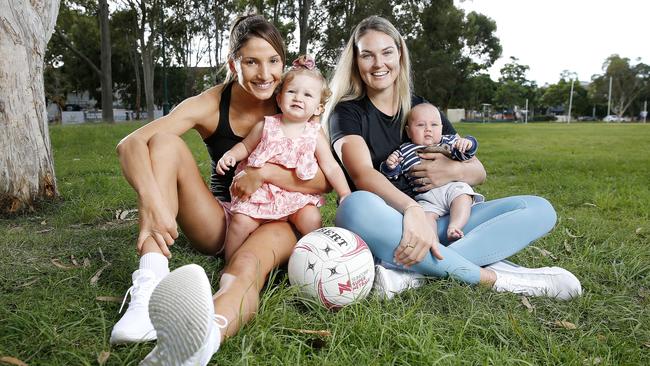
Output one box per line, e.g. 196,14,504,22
325,16,582,300
111,15,328,365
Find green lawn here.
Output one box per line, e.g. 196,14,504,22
1,122,649,365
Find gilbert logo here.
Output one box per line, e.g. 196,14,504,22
317,227,348,247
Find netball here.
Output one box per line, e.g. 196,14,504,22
288,227,375,309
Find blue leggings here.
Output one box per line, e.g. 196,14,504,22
335,191,557,284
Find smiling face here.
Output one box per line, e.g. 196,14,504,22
406,104,443,146
355,30,401,96
276,72,324,123
230,36,284,101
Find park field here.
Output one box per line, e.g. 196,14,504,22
1,122,649,365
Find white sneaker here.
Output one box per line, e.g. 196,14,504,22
140,264,228,366
372,264,426,300
110,269,160,344
490,262,582,301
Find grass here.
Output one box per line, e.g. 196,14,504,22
1,122,649,365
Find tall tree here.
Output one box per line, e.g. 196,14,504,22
48,0,114,121
1,0,61,212
494,56,537,115
297,0,312,54
406,1,501,108
590,54,649,117
122,0,160,120
98,0,114,122
541,71,590,118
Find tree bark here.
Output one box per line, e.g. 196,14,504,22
134,0,156,120
98,0,114,122
298,0,311,55
0,0,61,213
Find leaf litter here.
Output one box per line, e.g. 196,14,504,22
554,320,577,329
529,246,558,260
0,356,28,366
97,351,110,365
520,296,534,313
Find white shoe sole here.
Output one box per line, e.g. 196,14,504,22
141,264,215,366
110,328,156,345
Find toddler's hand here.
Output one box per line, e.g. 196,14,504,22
454,137,473,153
385,151,402,170
217,153,236,175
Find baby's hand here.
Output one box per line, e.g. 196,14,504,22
217,153,236,175
454,137,473,153
385,151,402,170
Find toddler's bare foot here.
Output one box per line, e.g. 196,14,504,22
447,227,464,241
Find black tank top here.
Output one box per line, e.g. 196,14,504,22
203,82,242,202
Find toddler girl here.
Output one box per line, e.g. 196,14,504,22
217,55,351,259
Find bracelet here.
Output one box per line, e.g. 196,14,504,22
403,203,421,213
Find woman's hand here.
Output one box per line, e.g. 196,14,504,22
408,152,459,192
136,196,178,258
393,206,443,267
231,165,265,201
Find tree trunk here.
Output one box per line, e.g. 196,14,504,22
0,0,61,213
136,0,156,121
128,37,142,119
98,0,114,122
298,0,311,55
142,44,155,120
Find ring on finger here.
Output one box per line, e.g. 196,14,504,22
406,243,415,249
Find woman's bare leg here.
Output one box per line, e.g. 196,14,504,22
143,133,228,255
214,221,297,339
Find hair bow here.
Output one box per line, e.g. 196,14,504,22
291,55,316,70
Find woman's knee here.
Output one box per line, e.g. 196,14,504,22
335,191,388,229
148,133,189,162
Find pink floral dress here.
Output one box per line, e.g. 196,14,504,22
229,114,325,220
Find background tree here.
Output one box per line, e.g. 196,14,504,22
410,5,501,109
1,0,61,212
98,0,114,122
541,71,590,118
48,0,113,121
47,1,102,107
590,54,650,117
121,0,161,120
494,56,537,117
457,73,497,112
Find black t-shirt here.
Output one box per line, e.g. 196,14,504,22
328,95,456,192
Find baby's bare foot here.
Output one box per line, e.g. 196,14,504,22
447,227,464,241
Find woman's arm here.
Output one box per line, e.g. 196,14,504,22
116,89,219,255
408,154,486,192
314,132,351,200
333,135,443,264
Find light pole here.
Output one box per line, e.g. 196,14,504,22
567,79,575,123
524,98,528,124
606,76,612,119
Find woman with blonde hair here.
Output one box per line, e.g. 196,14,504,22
326,15,581,300
111,15,329,365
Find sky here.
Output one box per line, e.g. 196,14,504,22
455,0,649,86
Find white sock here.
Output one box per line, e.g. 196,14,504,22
139,252,170,279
